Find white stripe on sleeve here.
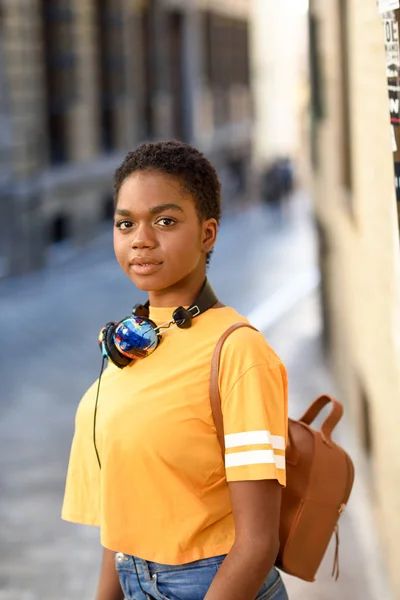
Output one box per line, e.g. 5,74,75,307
224,430,285,451
225,450,286,470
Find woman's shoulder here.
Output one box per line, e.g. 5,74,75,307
208,306,284,370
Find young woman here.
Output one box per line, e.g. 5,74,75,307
62,140,289,600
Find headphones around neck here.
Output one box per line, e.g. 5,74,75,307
98,279,218,369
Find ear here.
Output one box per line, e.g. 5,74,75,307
201,218,218,255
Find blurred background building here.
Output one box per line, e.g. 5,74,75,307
251,0,308,170
0,0,253,276
309,0,400,595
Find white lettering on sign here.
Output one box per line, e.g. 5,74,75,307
390,97,400,113
385,18,399,43
384,15,400,70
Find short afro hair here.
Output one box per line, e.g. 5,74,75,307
114,140,222,226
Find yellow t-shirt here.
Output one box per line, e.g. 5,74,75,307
62,306,288,564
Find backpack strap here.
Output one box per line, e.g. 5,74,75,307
299,394,343,447
210,323,257,456
210,323,300,465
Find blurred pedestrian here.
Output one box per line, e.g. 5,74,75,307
61,140,289,600
260,157,295,224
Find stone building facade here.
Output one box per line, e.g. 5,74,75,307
309,0,400,596
0,0,252,276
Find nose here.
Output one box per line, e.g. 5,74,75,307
131,222,156,250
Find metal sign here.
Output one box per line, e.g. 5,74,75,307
379,4,400,230
383,13,400,129
383,13,400,73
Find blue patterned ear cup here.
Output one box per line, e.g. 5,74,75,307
113,317,160,359
104,322,132,368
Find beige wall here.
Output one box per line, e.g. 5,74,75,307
250,0,307,166
312,0,400,595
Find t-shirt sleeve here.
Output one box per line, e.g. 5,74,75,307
61,382,102,526
218,327,288,486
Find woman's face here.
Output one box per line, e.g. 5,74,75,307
113,171,218,305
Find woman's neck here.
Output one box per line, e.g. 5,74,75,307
147,272,207,308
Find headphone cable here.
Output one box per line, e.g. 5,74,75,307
92,357,149,597
93,355,106,469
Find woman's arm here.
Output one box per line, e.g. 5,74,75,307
95,548,124,600
204,479,282,600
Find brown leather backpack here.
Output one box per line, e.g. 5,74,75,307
210,323,355,582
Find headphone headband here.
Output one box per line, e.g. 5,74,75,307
133,278,218,326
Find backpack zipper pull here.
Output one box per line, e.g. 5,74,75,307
331,505,346,580
331,524,340,580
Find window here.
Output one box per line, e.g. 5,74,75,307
137,1,156,139
203,13,230,126
203,13,251,127
95,0,126,152
231,19,250,86
40,1,77,165
49,213,70,244
167,11,185,140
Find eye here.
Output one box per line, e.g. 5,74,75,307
156,217,176,227
115,220,133,231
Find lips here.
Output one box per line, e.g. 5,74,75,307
131,257,162,266
130,257,163,275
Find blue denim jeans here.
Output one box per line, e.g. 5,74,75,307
115,552,289,600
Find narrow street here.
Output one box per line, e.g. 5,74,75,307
0,194,388,599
